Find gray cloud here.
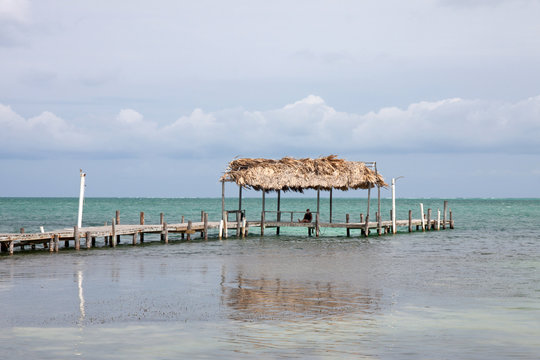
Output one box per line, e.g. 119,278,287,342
2,95,540,160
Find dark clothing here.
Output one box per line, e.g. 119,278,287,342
302,211,312,222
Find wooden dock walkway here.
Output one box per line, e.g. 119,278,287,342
0,208,454,255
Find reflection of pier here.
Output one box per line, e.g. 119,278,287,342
222,275,381,321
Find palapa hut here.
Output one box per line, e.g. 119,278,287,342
220,155,387,231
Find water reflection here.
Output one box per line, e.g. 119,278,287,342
222,270,381,322
77,270,85,325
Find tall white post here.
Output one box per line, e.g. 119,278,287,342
392,178,396,234
77,170,86,228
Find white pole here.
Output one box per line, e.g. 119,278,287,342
77,170,86,228
392,178,396,234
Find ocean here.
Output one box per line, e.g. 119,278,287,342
1,197,539,359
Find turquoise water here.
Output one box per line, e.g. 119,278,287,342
1,197,539,359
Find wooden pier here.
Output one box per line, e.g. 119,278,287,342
0,206,454,256
1,156,457,256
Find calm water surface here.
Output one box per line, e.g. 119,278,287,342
1,198,539,359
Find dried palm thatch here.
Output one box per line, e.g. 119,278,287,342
221,155,387,192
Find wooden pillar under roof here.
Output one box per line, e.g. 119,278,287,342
238,185,242,221
262,190,265,217
365,186,371,236
329,188,333,223
317,189,320,217
276,190,281,235
221,180,225,219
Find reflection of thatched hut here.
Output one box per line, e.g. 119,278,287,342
223,276,381,321
220,155,386,230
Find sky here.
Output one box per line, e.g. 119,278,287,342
1,0,540,198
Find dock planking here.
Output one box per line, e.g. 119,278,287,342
1,204,454,255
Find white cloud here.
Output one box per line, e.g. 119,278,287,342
0,0,29,23
1,95,540,159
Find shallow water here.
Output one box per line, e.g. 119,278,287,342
1,198,539,359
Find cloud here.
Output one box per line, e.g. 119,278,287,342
0,0,30,46
0,0,29,23
1,95,540,159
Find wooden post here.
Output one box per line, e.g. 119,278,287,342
54,234,59,252
276,190,281,235
85,232,91,249
163,221,168,244
204,212,208,240
187,221,192,241
132,232,137,245
74,225,80,250
365,187,371,237
116,210,120,225
317,189,320,216
200,211,205,238
377,185,381,234
221,180,225,216
160,212,164,225
223,212,228,239
111,218,117,247
389,210,393,234
377,210,382,236
406,210,411,232
360,213,364,223
443,201,448,229
261,211,265,236
329,188,333,223
420,203,425,231
437,209,441,230
238,185,242,215
315,212,320,237
48,236,54,252
449,210,454,229
236,212,241,237
427,208,432,231
140,212,145,243
346,214,350,237
181,215,185,240
8,241,14,255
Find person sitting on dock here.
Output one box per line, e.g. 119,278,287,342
299,209,312,223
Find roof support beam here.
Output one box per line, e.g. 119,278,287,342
329,188,333,223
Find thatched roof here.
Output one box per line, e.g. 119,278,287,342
220,155,387,192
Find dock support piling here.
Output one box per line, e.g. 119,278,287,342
181,216,185,240
200,211,205,238
140,212,145,242
277,191,281,235
49,237,54,252
443,201,448,230
450,210,454,229
420,203,425,231
261,211,265,236
427,208,432,231
111,219,117,247
85,232,91,249
223,212,228,239
315,212,320,237
204,212,208,240
54,234,59,252
346,214,350,237
187,221,192,241
9,241,14,255
437,209,441,230
132,232,137,245
74,225,80,250
163,221,168,243
408,210,413,232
